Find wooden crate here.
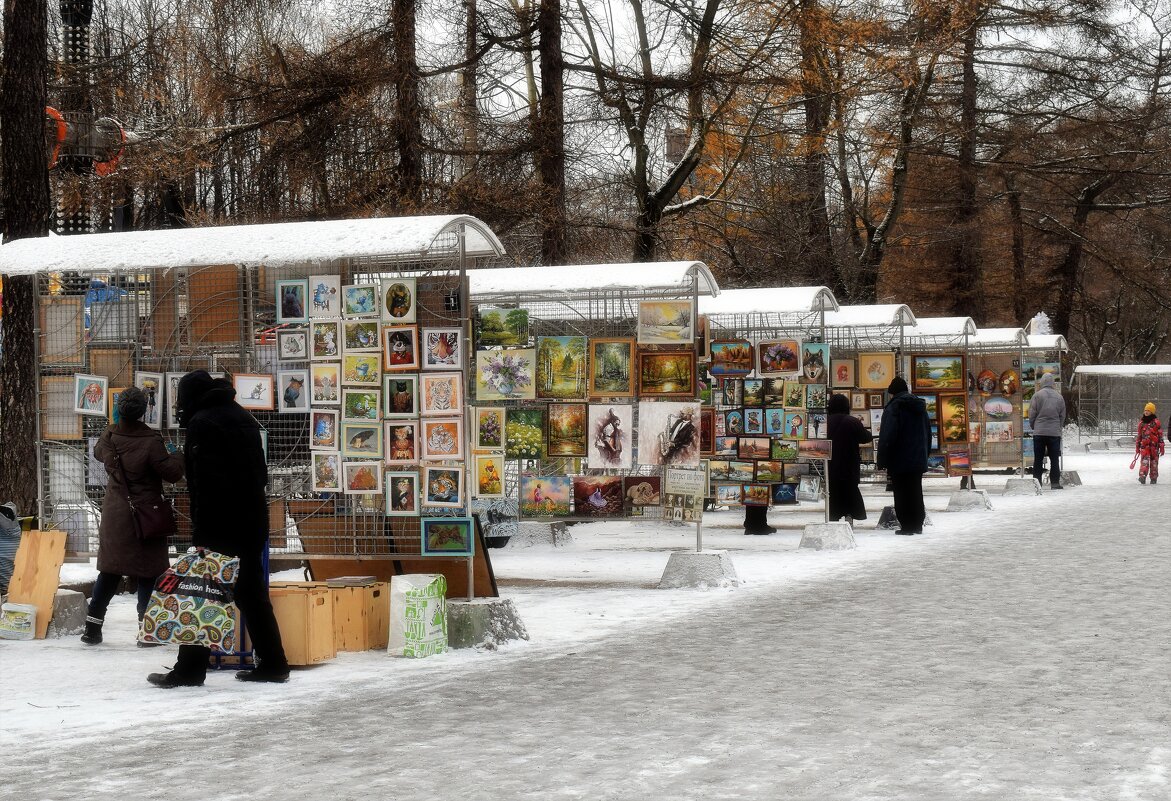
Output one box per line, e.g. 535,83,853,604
268,586,335,665
270,581,389,652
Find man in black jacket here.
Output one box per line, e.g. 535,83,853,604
876,376,931,535
148,371,289,687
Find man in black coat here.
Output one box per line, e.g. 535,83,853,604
148,371,290,687
876,376,931,535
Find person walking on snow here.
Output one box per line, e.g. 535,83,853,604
1136,403,1164,485
876,377,931,535
1027,372,1067,488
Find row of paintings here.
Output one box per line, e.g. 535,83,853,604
474,300,697,351
310,415,465,462
709,342,900,391
275,277,420,325
309,456,465,505
712,476,821,506
709,436,832,461
278,323,462,372
516,474,666,519
708,459,820,484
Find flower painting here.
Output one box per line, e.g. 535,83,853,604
474,406,506,450
476,349,536,401
757,340,800,375
536,336,588,400
709,340,753,376
505,407,544,459
637,300,694,345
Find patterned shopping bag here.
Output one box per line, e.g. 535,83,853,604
139,548,239,652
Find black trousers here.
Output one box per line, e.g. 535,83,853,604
889,471,925,533
174,545,288,679
743,504,770,532
1032,435,1062,486
88,572,156,620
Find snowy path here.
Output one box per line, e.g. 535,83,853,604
3,453,1170,800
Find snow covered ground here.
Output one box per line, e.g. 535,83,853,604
2,451,1169,800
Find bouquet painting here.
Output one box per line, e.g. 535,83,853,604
476,348,537,400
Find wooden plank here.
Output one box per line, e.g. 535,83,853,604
6,530,68,639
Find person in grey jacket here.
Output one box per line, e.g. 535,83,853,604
1028,372,1067,488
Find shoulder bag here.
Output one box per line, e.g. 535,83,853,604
110,436,179,541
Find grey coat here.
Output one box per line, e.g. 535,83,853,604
1028,373,1066,437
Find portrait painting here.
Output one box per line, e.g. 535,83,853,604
73,374,108,417
831,359,855,388
134,372,164,430
385,420,420,464
383,374,419,418
380,277,417,324
587,403,633,469
636,401,700,467
386,470,420,516
383,325,419,372
275,279,309,324
857,352,897,390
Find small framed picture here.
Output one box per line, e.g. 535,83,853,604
473,454,505,498
108,387,129,424
307,274,341,318
421,417,465,461
166,372,186,428
342,284,378,318
310,320,342,360
342,353,381,386
342,320,381,353
385,470,420,516
420,372,464,416
309,410,339,451
74,374,109,416
341,388,381,421
385,420,420,464
275,279,310,324
311,452,341,492
234,373,275,411
277,369,310,413
797,475,821,502
342,460,383,494
741,483,771,506
420,517,475,557
383,325,419,372
474,406,506,451
383,374,419,418
134,371,165,430
277,328,309,360
380,277,417,324
868,393,884,408
341,422,382,459
422,328,463,370
831,359,855,388
851,391,867,411
422,466,465,509
310,362,341,405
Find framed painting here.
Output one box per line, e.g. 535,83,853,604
166,372,186,428
342,353,381,386
754,460,784,482
717,377,743,406
311,452,342,492
546,403,588,458
636,401,700,467
637,349,696,399
798,439,832,460
938,393,969,443
473,406,506,451
505,407,545,460
420,517,475,557
699,407,715,455
385,420,420,464
423,465,465,508
737,436,770,460
708,340,753,376
983,395,1012,420
783,411,806,439
277,328,309,360
572,476,624,518
383,374,419,418
386,470,420,516
741,483,771,506
310,362,341,405
134,371,165,430
310,410,339,451
342,284,378,318
870,408,884,433
535,336,588,399
756,340,800,375
380,277,417,324
342,320,381,353
799,342,829,384
420,372,464,416
73,374,108,417
421,417,465,461
742,379,764,407
771,439,798,460
588,338,635,398
342,460,383,495
857,352,897,390
912,355,965,391
945,446,973,477
743,408,764,435
310,320,342,360
421,328,463,370
637,299,694,345
831,359,855,388
725,461,755,482
275,279,309,324
39,296,85,367
723,409,744,436
984,420,1015,443
805,384,827,410
307,274,341,318
713,483,743,506
851,391,867,411
807,411,827,439
341,422,382,459
713,436,738,456
518,475,572,518
341,387,381,421
234,373,274,411
277,369,310,413
696,314,710,360
473,454,505,499
867,393,884,408
772,483,798,505
783,380,805,408
797,475,821,502
623,476,661,507
108,387,129,424
476,306,528,348
764,408,787,436
916,393,938,420
476,349,536,401
383,325,419,372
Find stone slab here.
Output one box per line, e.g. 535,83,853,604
799,522,857,551
47,588,86,638
1003,478,1042,496
658,550,739,589
946,489,994,512
446,598,529,650
1060,470,1083,487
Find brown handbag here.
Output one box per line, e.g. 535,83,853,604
110,438,179,541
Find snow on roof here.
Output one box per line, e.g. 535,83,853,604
0,215,504,275
1073,364,1171,377
698,286,838,316
468,261,719,298
905,316,978,341
968,327,1028,349
824,304,916,328
1026,334,1068,352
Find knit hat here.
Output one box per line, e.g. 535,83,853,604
116,386,148,421
1144,402,1156,415
887,376,909,396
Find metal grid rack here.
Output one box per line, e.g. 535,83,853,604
1072,364,1171,440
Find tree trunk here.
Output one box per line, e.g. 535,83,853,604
535,0,566,264
797,0,840,293
0,0,52,515
1004,173,1027,325
950,8,983,320
391,0,423,208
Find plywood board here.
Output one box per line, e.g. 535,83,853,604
6,530,67,639
187,264,242,346
88,347,135,387
40,376,82,440
149,268,179,354
38,296,84,367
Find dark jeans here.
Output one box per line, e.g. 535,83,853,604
173,545,287,679
889,471,926,533
743,504,770,532
88,572,156,620
1032,435,1062,486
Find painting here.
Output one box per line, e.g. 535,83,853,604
420,518,475,557
341,388,381,421
756,339,800,375
342,320,381,353
423,466,465,508
73,374,108,416
798,439,832,460
708,340,753,376
975,369,999,395
473,455,505,499
473,406,506,450
341,422,382,458
857,352,897,390
700,407,715,454
713,436,738,456
623,476,661,507
797,475,821,502
383,325,419,372
505,407,545,460
915,393,938,419
984,395,1013,420
476,348,536,401
277,369,310,413
772,483,798,505
870,408,884,434
718,378,743,406
714,484,743,505
545,403,587,457
696,314,710,359
383,374,419,418
723,461,756,482
637,299,694,345
912,355,965,391
724,409,744,435
476,306,528,348
307,362,339,405
342,460,383,494
275,279,309,324
422,328,463,370
799,343,829,384
999,369,1020,395
636,401,700,467
762,408,785,436
783,411,806,440
737,436,770,460
771,440,798,460
420,417,464,461
588,338,635,398
783,380,805,408
380,277,416,324
386,470,420,516
742,379,764,407
637,350,696,398
868,393,884,408
311,452,341,492
741,483,771,506
572,476,624,518
385,420,420,464
311,320,342,360
1023,361,1061,386
807,412,827,439
234,373,274,411
754,460,784,482
420,372,464,416
342,354,381,386
519,475,572,518
984,421,1015,443
310,410,339,451
342,284,378,318
938,393,969,443
831,359,855,388
585,403,632,468
743,408,764,435
166,372,186,428
108,387,129,424
277,328,309,360
762,378,786,406
134,371,164,430
945,446,973,477
805,384,827,410
307,274,341,318
851,391,867,411
535,336,588,400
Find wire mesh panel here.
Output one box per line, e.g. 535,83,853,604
1073,369,1171,439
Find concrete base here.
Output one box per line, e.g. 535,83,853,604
658,550,739,589
47,589,87,638
1003,477,1042,496
1084,442,1109,452
1060,471,1083,487
877,507,933,529
506,521,573,548
799,522,857,551
946,489,994,512
446,598,529,650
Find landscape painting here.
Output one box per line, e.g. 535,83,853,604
588,338,635,397
637,300,694,344
546,403,588,457
912,355,966,391
505,407,545,460
637,350,695,398
708,340,753,376
536,336,588,399
938,393,970,443
477,306,528,348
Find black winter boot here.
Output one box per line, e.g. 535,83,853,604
80,616,103,645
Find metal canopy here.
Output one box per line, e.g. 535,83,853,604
824,304,917,328
699,286,838,316
905,316,978,349
968,327,1028,352
1026,334,1068,352
469,261,718,302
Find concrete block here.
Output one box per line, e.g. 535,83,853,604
1003,477,1042,496
47,589,86,638
1060,470,1083,487
1115,437,1134,448
658,550,739,589
799,522,857,551
446,598,529,650
1084,442,1109,452
506,521,573,548
946,489,994,512
877,506,900,529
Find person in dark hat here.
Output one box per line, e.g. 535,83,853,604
876,376,931,535
827,393,873,523
147,370,289,688
82,386,186,645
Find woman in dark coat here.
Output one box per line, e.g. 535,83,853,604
827,393,873,522
81,386,185,645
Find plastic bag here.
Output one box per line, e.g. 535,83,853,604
388,574,447,658
139,548,239,652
